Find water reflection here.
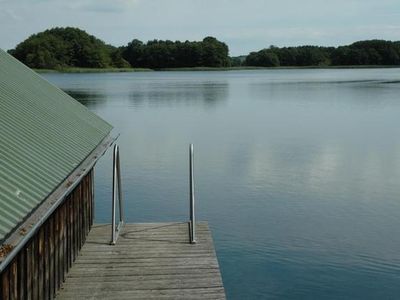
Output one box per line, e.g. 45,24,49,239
64,89,106,109
249,79,400,108
43,69,400,300
129,81,229,108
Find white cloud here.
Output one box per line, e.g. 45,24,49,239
0,0,399,54
68,0,140,13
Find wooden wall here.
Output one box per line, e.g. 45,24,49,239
1,170,94,300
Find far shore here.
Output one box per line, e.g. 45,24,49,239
34,67,153,73
34,65,400,73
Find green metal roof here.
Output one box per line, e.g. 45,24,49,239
0,49,113,242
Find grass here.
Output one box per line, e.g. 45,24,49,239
34,67,152,73
157,66,261,71
158,65,400,71
34,65,400,73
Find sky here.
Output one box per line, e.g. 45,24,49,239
1,0,400,56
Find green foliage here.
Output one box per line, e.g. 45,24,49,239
10,29,230,69
245,40,400,67
246,49,280,67
201,37,230,67
9,27,129,69
121,37,230,68
230,56,246,67
332,40,400,65
245,46,332,67
9,28,400,69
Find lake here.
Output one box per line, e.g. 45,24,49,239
43,69,400,299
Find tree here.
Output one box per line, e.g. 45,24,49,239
9,27,129,69
245,49,280,67
121,36,230,68
244,40,400,67
201,37,230,67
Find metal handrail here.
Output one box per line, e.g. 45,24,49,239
111,144,124,245
110,143,193,244
189,144,196,244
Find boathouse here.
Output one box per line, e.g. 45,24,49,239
0,49,114,299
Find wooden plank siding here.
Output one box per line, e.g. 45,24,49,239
0,170,94,300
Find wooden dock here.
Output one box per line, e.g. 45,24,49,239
55,222,225,300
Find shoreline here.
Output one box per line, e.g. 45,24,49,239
34,65,400,73
34,67,153,73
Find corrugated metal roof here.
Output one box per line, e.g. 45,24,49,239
0,49,113,242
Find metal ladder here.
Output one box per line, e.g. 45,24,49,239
110,143,196,245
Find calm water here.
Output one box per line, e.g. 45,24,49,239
44,69,400,299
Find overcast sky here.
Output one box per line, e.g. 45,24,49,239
1,0,400,56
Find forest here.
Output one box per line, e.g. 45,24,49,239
121,37,230,69
243,40,400,67
8,27,229,69
8,27,400,69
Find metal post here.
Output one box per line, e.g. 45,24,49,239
111,144,124,245
91,168,95,228
117,149,124,223
111,144,118,245
189,144,196,244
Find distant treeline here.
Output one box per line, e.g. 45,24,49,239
121,37,229,68
8,27,229,69
243,40,400,67
7,27,400,69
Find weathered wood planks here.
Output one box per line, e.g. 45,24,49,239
56,222,225,300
